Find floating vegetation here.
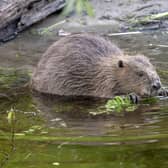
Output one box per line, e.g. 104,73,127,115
90,96,138,116
106,96,161,113
141,97,159,104
105,96,137,113
89,95,162,116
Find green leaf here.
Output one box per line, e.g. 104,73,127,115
63,0,76,15
7,108,16,124
63,0,94,17
84,0,94,17
76,0,84,15
105,96,137,113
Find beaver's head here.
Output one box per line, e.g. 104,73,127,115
115,55,161,97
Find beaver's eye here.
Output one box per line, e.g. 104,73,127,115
137,71,144,77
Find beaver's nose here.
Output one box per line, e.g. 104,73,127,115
152,82,161,90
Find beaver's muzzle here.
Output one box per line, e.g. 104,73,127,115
152,81,161,90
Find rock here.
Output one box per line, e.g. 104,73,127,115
0,0,65,42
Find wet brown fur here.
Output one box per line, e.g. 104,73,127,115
31,34,161,98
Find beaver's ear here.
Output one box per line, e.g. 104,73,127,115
118,60,124,68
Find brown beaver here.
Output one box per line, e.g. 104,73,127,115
31,33,163,99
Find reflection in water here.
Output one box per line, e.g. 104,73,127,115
33,92,168,139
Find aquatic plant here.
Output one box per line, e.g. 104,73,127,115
7,108,16,125
0,108,16,167
36,0,94,35
141,97,159,104
0,68,30,92
63,0,94,16
130,12,168,26
105,96,137,113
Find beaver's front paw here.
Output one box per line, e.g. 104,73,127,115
158,88,168,97
128,93,140,104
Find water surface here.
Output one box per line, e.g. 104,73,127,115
0,27,168,168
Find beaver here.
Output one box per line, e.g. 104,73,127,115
31,33,163,99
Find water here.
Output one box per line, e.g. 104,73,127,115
0,26,168,168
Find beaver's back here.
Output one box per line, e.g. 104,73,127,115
31,34,123,97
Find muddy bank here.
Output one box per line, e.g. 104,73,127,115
58,0,168,34
1,0,168,43
90,0,168,30
25,0,168,35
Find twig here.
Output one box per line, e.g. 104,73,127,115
148,44,168,48
39,20,66,35
107,31,142,36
